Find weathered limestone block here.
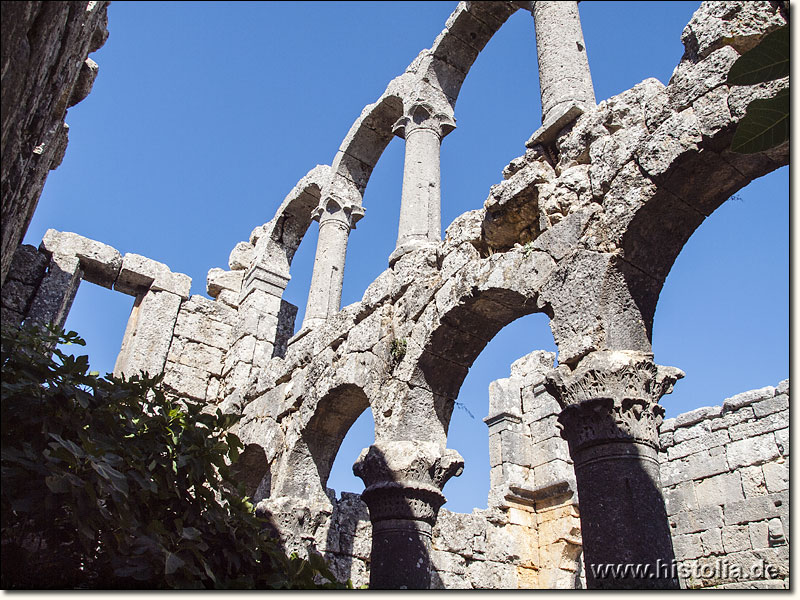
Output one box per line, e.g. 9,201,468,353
162,361,211,401
680,1,786,60
26,252,82,330
0,244,48,326
671,505,723,536
482,158,554,250
635,109,703,181
171,296,234,350
726,433,780,469
228,241,255,271
667,45,740,110
166,337,224,377
114,290,181,378
723,496,779,526
206,267,244,298
40,229,122,288
115,253,191,298
761,461,788,493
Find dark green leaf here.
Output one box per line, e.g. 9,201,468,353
727,26,789,86
165,552,185,575
91,461,129,496
731,89,789,153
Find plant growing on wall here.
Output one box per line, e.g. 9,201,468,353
727,25,789,153
0,325,348,589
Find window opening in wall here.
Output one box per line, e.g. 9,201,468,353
326,408,376,499
56,281,134,377
440,8,539,229
281,219,318,334
340,136,404,309
445,311,556,515
652,167,789,419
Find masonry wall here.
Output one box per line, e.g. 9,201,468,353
659,380,789,589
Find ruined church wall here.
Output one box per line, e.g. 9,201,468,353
307,376,789,589
659,380,789,589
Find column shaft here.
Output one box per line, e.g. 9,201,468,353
353,442,463,589
533,1,595,123
389,103,454,265
567,421,678,588
545,351,684,589
303,210,350,330
396,127,442,249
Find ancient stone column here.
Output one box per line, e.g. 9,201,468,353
389,103,455,266
532,1,595,124
302,196,364,330
353,441,464,589
544,350,684,589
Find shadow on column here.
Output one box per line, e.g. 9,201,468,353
546,354,683,589
352,442,463,589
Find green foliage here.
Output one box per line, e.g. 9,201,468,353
727,26,790,154
389,338,407,365
1,325,349,589
523,241,536,257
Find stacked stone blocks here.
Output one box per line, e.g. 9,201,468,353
659,381,789,589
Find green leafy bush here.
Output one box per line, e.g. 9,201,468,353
1,325,348,589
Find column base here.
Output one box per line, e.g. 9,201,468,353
526,101,589,148
389,240,437,267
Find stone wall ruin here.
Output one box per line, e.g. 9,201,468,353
1,0,789,589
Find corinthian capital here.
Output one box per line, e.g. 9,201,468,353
544,350,683,450
311,195,365,230
353,441,464,524
392,102,456,141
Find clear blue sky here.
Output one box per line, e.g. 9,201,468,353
24,1,788,514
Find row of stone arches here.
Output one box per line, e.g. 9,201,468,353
233,0,787,589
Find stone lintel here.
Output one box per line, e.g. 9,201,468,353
40,229,122,289
507,480,574,507
115,252,191,298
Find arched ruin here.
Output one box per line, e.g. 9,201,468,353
1,0,789,589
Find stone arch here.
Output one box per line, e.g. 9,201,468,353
381,248,557,445
330,94,404,200
272,383,373,500
618,144,788,341
309,2,522,218
252,164,329,277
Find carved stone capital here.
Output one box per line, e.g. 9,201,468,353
544,350,684,450
353,441,463,525
311,195,365,230
392,102,456,141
